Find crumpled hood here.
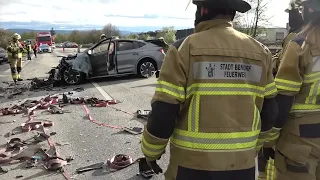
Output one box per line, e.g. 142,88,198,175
70,52,92,75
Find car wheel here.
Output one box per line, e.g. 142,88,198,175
137,59,157,78
62,67,85,85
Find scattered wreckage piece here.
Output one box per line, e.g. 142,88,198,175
136,110,150,119
122,127,143,135
76,154,137,174
0,137,68,171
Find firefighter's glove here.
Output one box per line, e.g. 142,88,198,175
146,160,163,174
146,150,165,174
262,147,275,160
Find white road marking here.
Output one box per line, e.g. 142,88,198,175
91,82,113,100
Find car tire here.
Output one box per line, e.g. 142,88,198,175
62,67,85,85
137,59,157,78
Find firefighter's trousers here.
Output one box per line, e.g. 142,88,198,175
257,150,276,180
9,57,22,80
275,112,320,180
27,50,31,60
163,145,256,180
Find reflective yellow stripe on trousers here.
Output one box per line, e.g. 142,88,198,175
266,158,275,180
171,83,263,151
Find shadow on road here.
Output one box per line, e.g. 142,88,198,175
91,75,144,86
130,84,157,88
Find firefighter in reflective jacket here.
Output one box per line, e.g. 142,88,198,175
26,40,32,60
257,2,304,180
271,0,320,179
271,2,305,76
140,0,278,179
100,34,106,40
6,33,24,82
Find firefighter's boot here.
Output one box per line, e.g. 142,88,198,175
17,73,23,81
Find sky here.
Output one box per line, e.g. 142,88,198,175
0,0,289,31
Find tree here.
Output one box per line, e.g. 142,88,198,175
69,30,82,43
139,34,151,41
54,34,68,43
156,27,176,44
126,33,139,39
21,31,37,41
0,29,14,48
235,0,273,37
101,23,120,37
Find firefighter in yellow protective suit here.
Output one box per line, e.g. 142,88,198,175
100,34,107,40
269,0,320,179
257,2,305,179
26,40,32,60
6,33,24,82
140,0,279,179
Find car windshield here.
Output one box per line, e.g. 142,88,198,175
40,44,49,48
0,49,5,53
37,36,51,41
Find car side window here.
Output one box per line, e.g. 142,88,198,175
92,41,110,54
118,41,135,51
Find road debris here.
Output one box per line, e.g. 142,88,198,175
73,87,84,92
136,110,150,119
55,142,70,146
76,162,104,173
122,127,143,135
107,154,137,171
66,155,75,162
0,167,8,174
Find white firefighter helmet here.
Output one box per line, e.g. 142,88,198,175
12,33,21,40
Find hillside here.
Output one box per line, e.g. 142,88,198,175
7,29,132,35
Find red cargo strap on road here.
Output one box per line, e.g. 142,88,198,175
82,104,122,130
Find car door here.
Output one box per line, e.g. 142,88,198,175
116,40,141,73
89,41,109,76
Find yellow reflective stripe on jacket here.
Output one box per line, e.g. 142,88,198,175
141,136,166,157
275,78,302,92
305,81,320,104
264,82,277,97
304,72,320,83
187,95,261,133
291,103,320,111
252,103,261,131
267,127,281,141
188,95,200,132
170,129,260,151
186,83,265,98
155,80,186,100
18,53,22,58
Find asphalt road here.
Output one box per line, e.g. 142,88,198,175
0,48,167,180
0,48,260,180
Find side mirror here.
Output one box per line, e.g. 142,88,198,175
87,50,92,55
